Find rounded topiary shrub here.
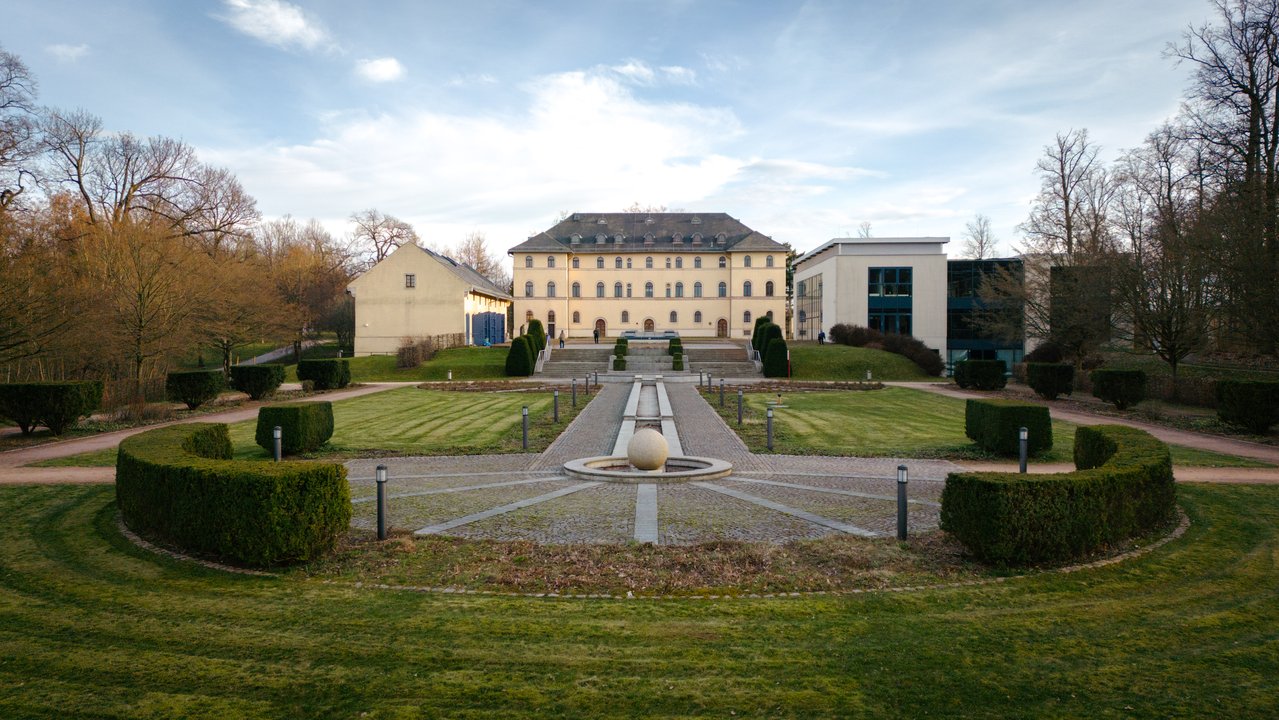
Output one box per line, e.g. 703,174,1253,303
613,356,626,371
229,364,286,400
165,370,225,410
527,319,546,353
1024,341,1065,364
954,360,1007,390
672,354,684,371
255,401,335,455
505,336,534,376
296,359,351,390
763,338,789,378
1091,369,1147,409
758,323,783,361
1027,362,1074,400
1216,380,1279,434
0,381,103,435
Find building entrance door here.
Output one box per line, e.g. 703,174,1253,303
594,319,606,339
717,318,728,337
644,318,655,332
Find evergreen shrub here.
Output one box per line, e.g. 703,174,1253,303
505,336,533,376
1027,363,1074,400
1216,380,1279,434
1091,369,1146,409
297,359,351,390
880,334,945,376
763,338,789,377
941,425,1175,565
116,422,350,566
0,381,103,435
667,338,683,355
230,364,286,400
255,401,334,455
165,370,225,410
1024,341,1065,363
758,324,783,363
954,359,1007,390
527,319,546,353
965,398,1052,456
613,356,626,371
672,354,684,371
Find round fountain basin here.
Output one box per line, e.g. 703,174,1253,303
562,455,733,483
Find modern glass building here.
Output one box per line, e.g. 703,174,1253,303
945,258,1025,369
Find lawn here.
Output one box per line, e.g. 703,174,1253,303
711,386,1270,467
0,482,1276,716
787,343,933,381
273,346,509,383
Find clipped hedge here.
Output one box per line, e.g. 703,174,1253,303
614,340,629,356
255,401,334,455
116,423,350,567
672,354,684,371
0,381,103,435
1027,362,1074,400
763,338,789,378
1217,380,1279,434
505,336,533,376
297,359,351,390
667,338,683,355
965,399,1052,456
613,356,626,371
941,425,1175,565
230,364,286,400
1091,369,1146,409
954,359,1007,390
527,319,546,353
166,370,225,410
757,323,783,362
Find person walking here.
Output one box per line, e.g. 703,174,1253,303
593,328,599,344
818,329,826,345
559,330,565,349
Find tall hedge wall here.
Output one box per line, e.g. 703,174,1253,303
940,425,1176,565
297,359,351,390
255,402,334,455
1216,380,1279,434
965,399,1052,456
954,359,1006,390
0,381,104,435
116,423,350,566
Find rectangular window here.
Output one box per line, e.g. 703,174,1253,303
405,274,416,288
868,268,910,334
868,267,912,297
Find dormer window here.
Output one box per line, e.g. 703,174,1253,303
644,233,654,245
672,233,683,245
570,234,581,244
597,218,608,225
595,234,606,244
691,216,702,225
614,234,624,244
645,216,655,224
715,233,727,245
691,233,703,245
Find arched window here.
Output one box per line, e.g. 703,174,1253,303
524,281,534,297
615,257,623,268
548,310,556,323
694,311,702,324
718,282,727,297
766,255,774,268
665,284,672,298
548,256,556,268
665,257,672,269
596,257,604,269
646,256,654,269
596,282,605,298
547,282,556,297
675,282,684,298
626,257,633,269
694,257,702,268
645,282,654,297
621,310,630,323
626,283,633,297
798,310,806,323
572,257,580,268
743,281,753,297
765,280,775,297
675,257,683,269
571,282,581,298
694,282,703,297
573,311,581,323
525,256,533,268
744,310,752,324
614,282,623,298
670,311,678,323
718,256,727,268
744,255,752,268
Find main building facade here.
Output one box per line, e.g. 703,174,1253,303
509,213,787,340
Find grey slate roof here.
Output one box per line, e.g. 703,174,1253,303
423,246,513,300
508,212,786,254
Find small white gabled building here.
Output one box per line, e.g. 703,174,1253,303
347,243,512,356
793,237,949,353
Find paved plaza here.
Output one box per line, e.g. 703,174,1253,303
345,382,955,545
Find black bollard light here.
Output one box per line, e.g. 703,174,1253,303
1019,426,1029,474
522,406,529,450
554,389,560,423
766,407,774,451
572,378,577,407
273,425,282,462
376,464,388,541
737,389,744,425
719,379,725,407
896,465,908,541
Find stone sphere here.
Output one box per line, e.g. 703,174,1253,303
627,427,669,471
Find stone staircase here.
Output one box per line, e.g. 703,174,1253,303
685,345,760,378
618,345,679,374
539,346,613,378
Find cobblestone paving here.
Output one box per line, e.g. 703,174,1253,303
345,382,953,545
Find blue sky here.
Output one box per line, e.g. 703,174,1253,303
5,0,1214,258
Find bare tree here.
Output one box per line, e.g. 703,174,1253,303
1019,129,1113,259
349,208,417,265
622,202,668,213
857,221,872,238
0,47,39,211
447,230,510,289
962,214,996,259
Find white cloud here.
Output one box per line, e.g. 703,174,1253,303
217,0,331,51
446,73,498,88
660,65,697,85
355,57,405,83
609,60,656,85
46,43,89,62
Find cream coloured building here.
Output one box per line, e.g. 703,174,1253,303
347,242,512,356
508,213,787,340
793,237,949,353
